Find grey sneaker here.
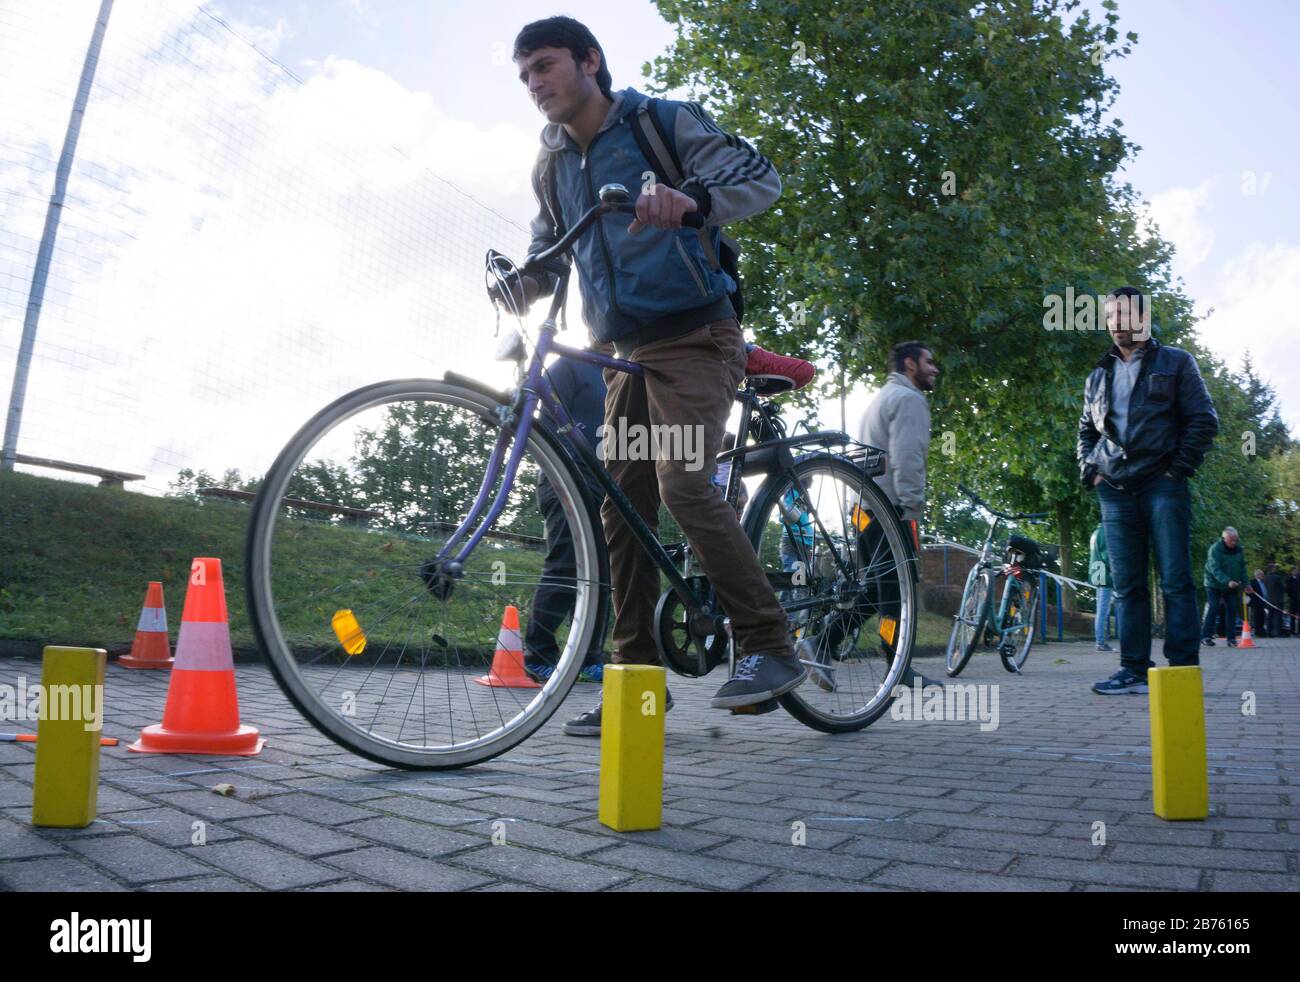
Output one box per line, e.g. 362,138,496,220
563,688,673,737
796,636,835,692
711,654,807,709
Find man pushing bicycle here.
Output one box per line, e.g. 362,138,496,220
502,16,806,733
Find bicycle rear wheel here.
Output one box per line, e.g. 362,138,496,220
1000,576,1038,674
742,453,917,733
946,566,992,677
245,379,608,769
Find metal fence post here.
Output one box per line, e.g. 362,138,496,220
2,0,115,471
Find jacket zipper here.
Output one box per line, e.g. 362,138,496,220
580,128,624,323
675,238,709,297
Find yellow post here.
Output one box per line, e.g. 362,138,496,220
598,665,665,832
1148,665,1208,820
31,646,107,828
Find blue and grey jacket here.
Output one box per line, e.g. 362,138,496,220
527,87,780,346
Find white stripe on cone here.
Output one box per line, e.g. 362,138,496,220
137,607,167,633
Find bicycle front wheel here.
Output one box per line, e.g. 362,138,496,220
743,453,917,733
946,565,992,677
245,379,608,769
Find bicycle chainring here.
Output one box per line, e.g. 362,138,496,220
652,578,730,678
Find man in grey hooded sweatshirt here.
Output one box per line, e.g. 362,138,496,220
798,340,939,691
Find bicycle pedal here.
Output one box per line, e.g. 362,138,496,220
730,698,780,716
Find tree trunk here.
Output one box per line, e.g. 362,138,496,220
1055,500,1074,612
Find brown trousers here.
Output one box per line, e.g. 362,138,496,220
596,319,792,664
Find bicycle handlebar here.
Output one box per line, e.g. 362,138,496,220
520,184,705,276
956,483,1048,523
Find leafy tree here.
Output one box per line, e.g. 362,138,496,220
645,0,1288,608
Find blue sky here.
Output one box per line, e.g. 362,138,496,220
205,0,1300,431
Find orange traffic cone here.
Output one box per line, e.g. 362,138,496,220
473,605,540,688
129,558,264,755
1238,614,1256,649
118,581,173,669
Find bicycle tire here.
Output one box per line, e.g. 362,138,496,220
742,453,917,734
946,566,992,677
245,379,609,770
1000,576,1038,673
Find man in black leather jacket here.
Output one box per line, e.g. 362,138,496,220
1077,287,1219,694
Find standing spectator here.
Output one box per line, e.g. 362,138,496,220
1264,563,1286,638
1287,566,1300,636
1201,527,1246,648
1247,569,1268,636
1077,286,1219,694
797,340,939,691
1089,523,1115,652
524,356,609,684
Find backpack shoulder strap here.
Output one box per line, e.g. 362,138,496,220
631,98,683,188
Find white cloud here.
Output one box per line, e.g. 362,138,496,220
1,1,544,490
1197,241,1300,433
1143,180,1216,275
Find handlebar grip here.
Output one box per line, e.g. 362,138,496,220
612,203,706,229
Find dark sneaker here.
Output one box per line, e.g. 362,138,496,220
563,688,673,737
795,636,835,692
1091,668,1148,695
1201,638,1216,647
1227,640,1238,648
712,654,807,709
1096,642,1114,652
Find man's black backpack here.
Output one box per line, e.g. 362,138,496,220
541,97,747,323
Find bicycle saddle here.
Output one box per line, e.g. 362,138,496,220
745,345,815,395
1007,534,1060,570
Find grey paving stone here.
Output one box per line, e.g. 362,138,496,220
870,863,1066,891
342,816,482,857
65,833,211,884
0,817,68,859
595,843,769,890
609,876,708,892
187,839,342,890
751,872,880,891
838,834,1015,872
150,789,273,820
141,876,256,892
259,792,381,825
706,839,887,881
451,845,631,891
0,855,127,891
1010,856,1203,890
226,814,369,857
323,846,493,891
564,819,731,853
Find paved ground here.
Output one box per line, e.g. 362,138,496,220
1,640,1297,892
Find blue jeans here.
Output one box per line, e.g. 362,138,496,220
1201,586,1239,645
1096,474,1200,675
1094,586,1113,645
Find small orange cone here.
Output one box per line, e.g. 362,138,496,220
473,605,540,688
1238,614,1256,649
130,558,264,755
118,581,173,669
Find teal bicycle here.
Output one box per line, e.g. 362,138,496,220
945,484,1058,676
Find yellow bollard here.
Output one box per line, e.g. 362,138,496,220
1148,665,1209,820
32,646,107,828
598,665,665,832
